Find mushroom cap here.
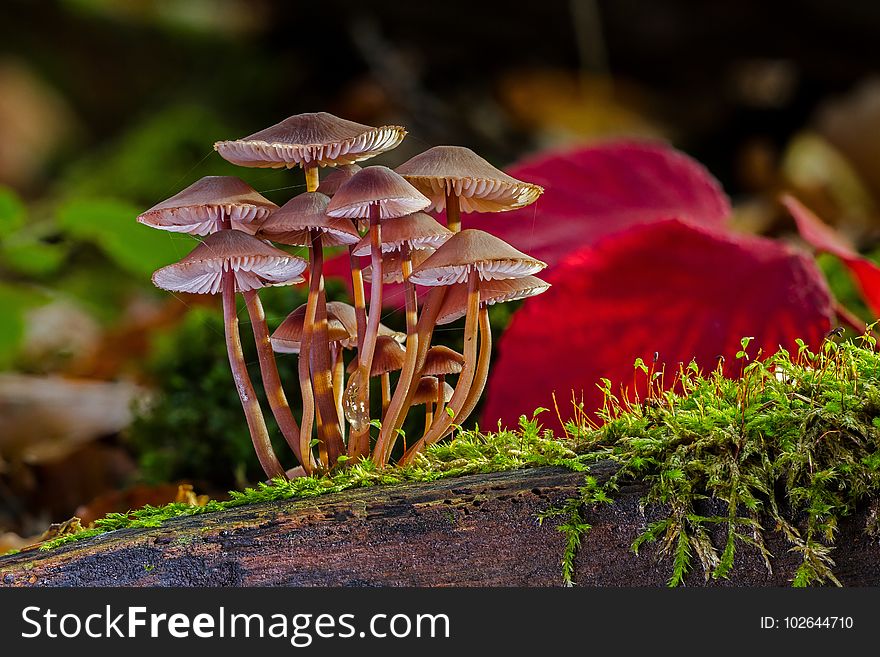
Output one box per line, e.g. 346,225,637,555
137,176,277,236
270,302,352,354
320,301,405,348
325,166,431,220
256,192,360,247
317,164,362,196
345,335,406,376
152,230,307,295
422,345,465,376
352,212,452,256
411,376,454,405
436,275,551,325
396,146,543,213
362,248,434,284
214,112,406,169
408,229,546,286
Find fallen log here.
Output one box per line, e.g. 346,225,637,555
1,464,879,587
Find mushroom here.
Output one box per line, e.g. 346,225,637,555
151,230,308,480
137,176,277,236
317,164,362,197
395,145,543,232
421,346,465,420
390,147,544,448
215,112,406,192
326,166,430,459
409,376,454,439
137,179,312,471
397,229,546,465
362,248,434,284
258,192,359,467
345,335,406,418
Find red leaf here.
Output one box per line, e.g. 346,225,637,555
480,219,834,429
782,194,880,317
443,140,732,267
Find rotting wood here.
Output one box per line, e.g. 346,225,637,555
1,464,879,587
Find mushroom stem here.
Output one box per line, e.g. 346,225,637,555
436,373,447,419
373,243,419,464
445,191,461,233
443,305,491,440
297,232,321,473
331,343,345,436
381,373,391,418
348,204,383,459
221,270,286,481
400,274,480,465
349,246,367,352
424,405,433,435
308,233,345,467
380,285,446,457
305,165,320,193
242,289,306,466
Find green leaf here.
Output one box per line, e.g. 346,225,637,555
1,240,66,276
0,186,26,235
56,198,194,278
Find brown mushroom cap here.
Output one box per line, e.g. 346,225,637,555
325,166,431,220
362,248,434,284
152,230,307,295
137,176,277,236
408,229,546,286
256,192,360,247
345,335,406,376
411,376,454,405
323,301,404,347
271,302,352,354
352,212,452,256
422,345,465,376
436,275,551,325
317,164,362,196
214,113,406,169
396,145,543,213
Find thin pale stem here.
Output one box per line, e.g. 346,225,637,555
381,373,391,418
374,243,419,464
436,373,447,419
309,232,345,467
331,343,345,436
400,274,480,465
243,289,305,466
297,235,320,473
222,270,285,481
348,204,382,459
424,406,433,435
445,190,461,233
446,305,491,439
349,246,367,353
305,166,320,193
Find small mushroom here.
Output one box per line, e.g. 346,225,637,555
215,112,406,192
151,230,308,479
326,166,430,459
317,164,362,197
409,376,454,438
137,176,277,236
345,335,406,418
422,346,465,420
398,230,546,465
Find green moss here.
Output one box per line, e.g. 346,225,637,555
546,332,880,587
17,334,880,589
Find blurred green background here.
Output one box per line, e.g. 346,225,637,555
3,0,880,548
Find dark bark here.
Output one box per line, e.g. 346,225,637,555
2,464,879,587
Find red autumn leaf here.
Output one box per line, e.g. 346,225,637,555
480,219,834,429
782,194,880,317
442,139,732,267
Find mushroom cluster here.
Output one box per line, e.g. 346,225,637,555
140,112,548,479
